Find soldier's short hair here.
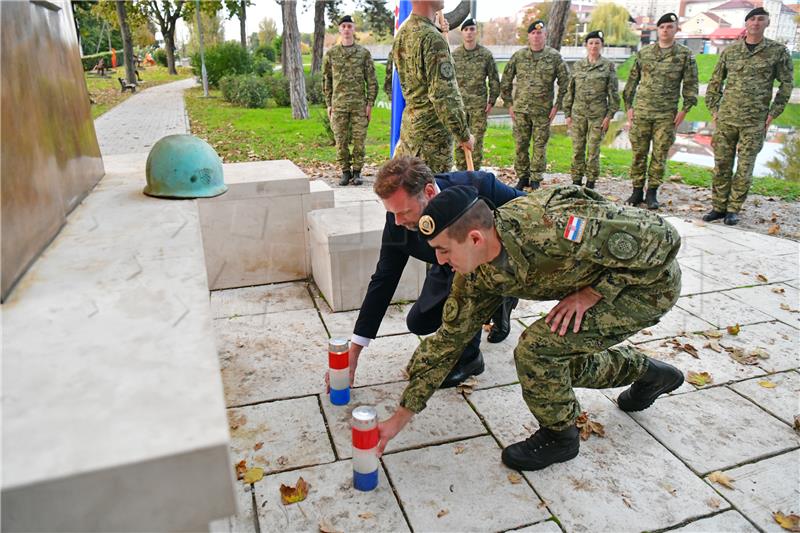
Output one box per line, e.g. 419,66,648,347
444,199,495,243
374,156,434,199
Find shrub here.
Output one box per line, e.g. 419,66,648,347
220,74,270,108
265,75,291,107
304,73,324,105
253,56,273,76
317,109,335,145
191,42,252,87
154,48,167,67
219,75,240,103
254,44,276,63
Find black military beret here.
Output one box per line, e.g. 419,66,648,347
656,12,678,26
418,185,480,239
528,20,545,33
745,7,769,21
461,18,476,30
339,15,354,25
585,30,604,43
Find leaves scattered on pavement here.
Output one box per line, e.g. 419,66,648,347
243,467,264,484
773,511,800,532
280,477,309,505
758,380,778,388
508,472,523,484
707,470,735,489
687,371,713,386
575,412,605,440
726,324,741,336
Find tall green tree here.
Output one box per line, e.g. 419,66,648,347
278,0,308,119
142,0,186,74
588,3,637,46
358,0,392,38
116,0,137,84
184,11,225,56
258,17,278,45
517,3,578,46
768,134,800,183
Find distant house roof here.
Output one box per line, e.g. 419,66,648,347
702,11,729,24
787,3,800,13
712,0,761,10
708,27,746,39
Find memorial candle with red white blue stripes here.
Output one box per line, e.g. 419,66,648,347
328,337,350,405
351,405,379,491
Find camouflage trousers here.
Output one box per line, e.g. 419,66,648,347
514,261,681,430
455,107,488,170
513,111,551,184
395,127,454,174
570,115,608,183
711,121,766,214
331,109,369,172
629,116,676,189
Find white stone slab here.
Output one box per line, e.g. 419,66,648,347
628,307,716,343
507,520,563,532
470,386,722,533
724,284,800,330
215,310,329,406
253,461,409,533
321,382,485,457
352,333,419,387
209,481,258,533
705,450,800,533
677,234,753,259
676,291,774,329
222,160,310,199
730,371,800,426
711,230,799,257
382,436,548,532
227,397,335,474
666,510,757,532
475,321,526,389
334,187,382,207
210,281,315,319
318,302,413,339
664,217,721,238
679,251,797,288
513,299,557,320
678,264,732,295
630,387,800,474
309,179,335,211
717,321,800,373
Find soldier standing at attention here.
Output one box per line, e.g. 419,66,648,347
376,185,685,470
392,0,474,173
623,13,698,210
501,20,569,191
563,30,619,189
703,7,794,226
452,18,500,170
323,15,378,186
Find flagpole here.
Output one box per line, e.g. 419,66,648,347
390,0,411,157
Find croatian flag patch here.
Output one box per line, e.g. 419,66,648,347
563,215,586,243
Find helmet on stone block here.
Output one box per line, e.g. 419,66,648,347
144,134,227,198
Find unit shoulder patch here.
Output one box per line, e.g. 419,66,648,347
607,231,639,260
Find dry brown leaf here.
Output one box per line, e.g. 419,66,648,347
254,441,264,451
687,371,713,386
756,274,769,283
708,470,735,489
681,343,700,359
457,376,478,395
437,509,449,518
706,497,722,509
768,224,781,235
319,520,342,533
704,341,723,353
773,287,786,295
482,323,492,332
622,495,633,508
280,477,309,505
773,511,800,532
508,472,523,484
575,411,606,440
758,380,777,389
243,467,264,484
780,303,800,313
358,512,376,520
726,324,741,336
703,330,723,339
728,348,759,365
794,415,800,433
641,329,653,336
235,460,248,480
277,456,288,466
453,444,466,455
229,413,247,431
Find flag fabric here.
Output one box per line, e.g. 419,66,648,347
390,0,411,157
563,215,586,243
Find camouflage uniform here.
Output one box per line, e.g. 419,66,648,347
384,43,394,101
392,14,471,173
322,43,378,173
500,46,569,185
452,44,500,170
705,38,794,214
563,57,619,185
623,43,698,189
400,187,682,430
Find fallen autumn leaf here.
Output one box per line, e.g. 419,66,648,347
726,324,741,336
575,412,606,440
687,371,713,386
773,511,800,532
708,470,735,489
758,380,777,389
437,509,449,518
508,472,523,484
243,467,264,484
280,477,309,505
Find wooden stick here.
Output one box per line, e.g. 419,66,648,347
464,147,474,171
436,10,448,38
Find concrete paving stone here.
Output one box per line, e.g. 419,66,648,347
209,481,257,533
475,321,525,389
665,510,757,532
678,264,733,295
382,436,548,532
253,461,409,533
321,382,485,458
215,310,329,406
513,299,557,320
710,230,799,257
724,284,800,330
471,386,722,532
210,282,315,319
631,387,800,474
679,251,797,288
507,519,563,532
677,234,754,259
227,396,334,474
676,291,774,329
333,187,382,207
717,321,800,373
663,217,722,238
730,371,800,426
706,450,800,533
629,307,716,343
351,333,419,388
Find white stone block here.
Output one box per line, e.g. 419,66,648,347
309,179,335,211
307,204,426,312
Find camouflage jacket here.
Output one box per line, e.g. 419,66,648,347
705,38,794,128
500,46,569,114
322,43,378,111
622,43,698,119
393,14,470,143
452,44,501,111
563,56,620,120
399,186,681,414
384,43,394,101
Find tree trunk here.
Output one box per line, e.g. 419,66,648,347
239,0,247,48
164,31,177,74
311,0,325,74
546,0,571,50
281,34,288,74
280,0,308,119
115,1,136,84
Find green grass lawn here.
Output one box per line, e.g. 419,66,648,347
184,85,799,200
617,54,800,86
685,97,800,127
85,65,193,119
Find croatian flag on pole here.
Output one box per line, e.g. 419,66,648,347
390,0,411,157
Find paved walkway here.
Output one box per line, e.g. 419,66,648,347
94,77,195,156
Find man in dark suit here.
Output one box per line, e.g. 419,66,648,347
339,156,525,389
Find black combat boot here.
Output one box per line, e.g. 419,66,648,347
626,186,644,206
441,351,485,388
529,180,541,190
617,357,684,412
724,212,739,226
339,169,352,186
352,169,363,186
645,187,660,210
702,209,725,222
572,177,583,186
585,180,596,189
514,177,529,190
487,297,518,343
501,425,580,471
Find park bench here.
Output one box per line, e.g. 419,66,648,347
117,76,136,93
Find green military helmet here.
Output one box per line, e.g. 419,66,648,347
144,134,227,198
